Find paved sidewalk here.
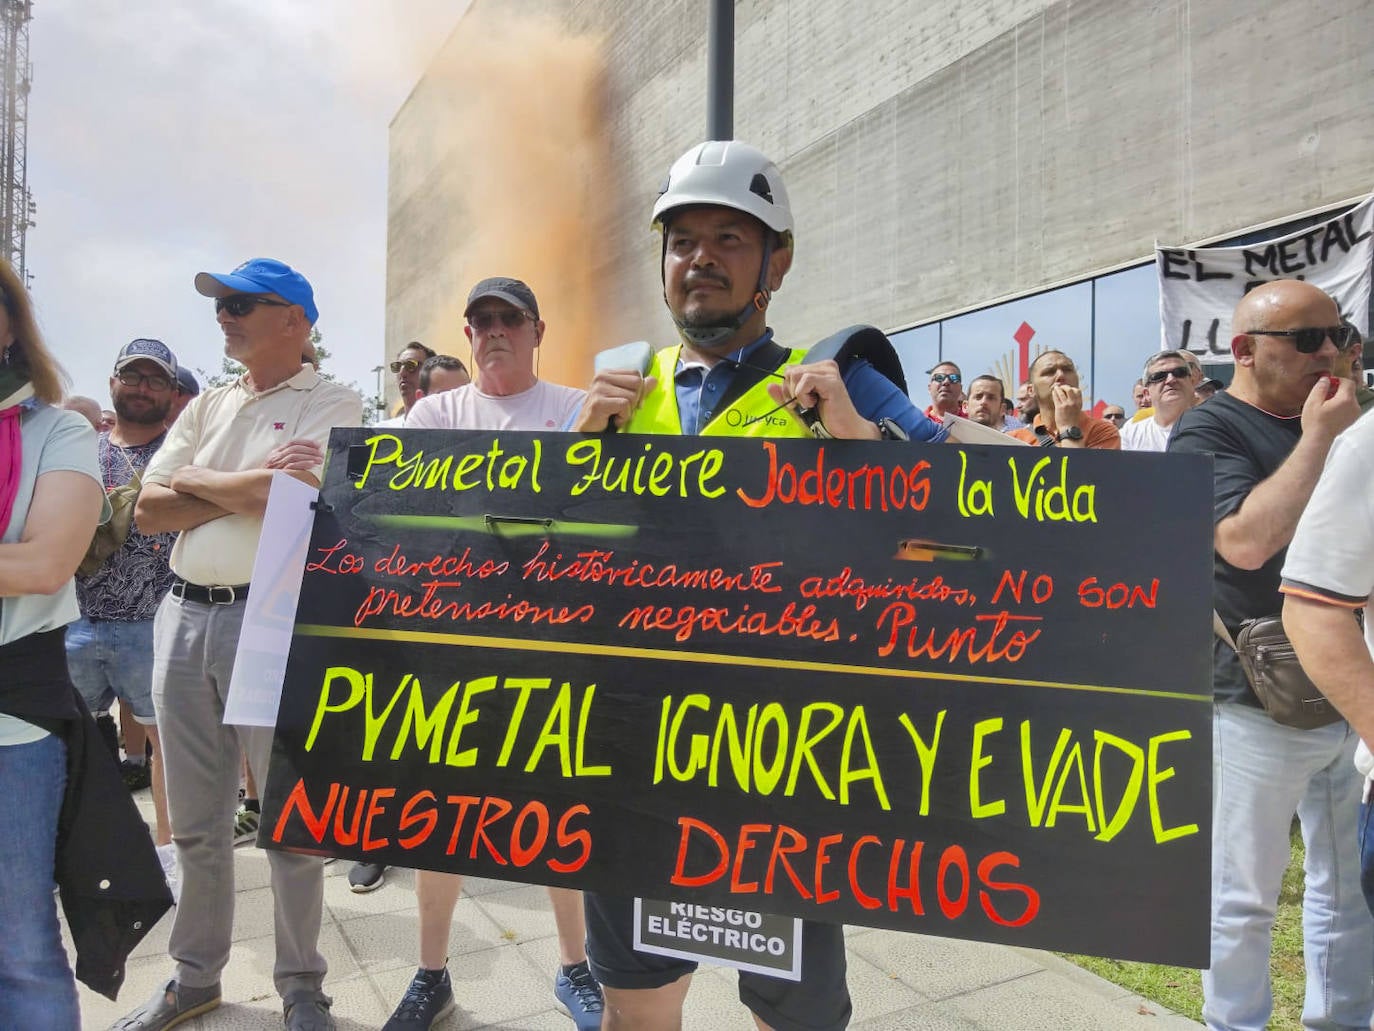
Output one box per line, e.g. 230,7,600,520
73,798,1201,1030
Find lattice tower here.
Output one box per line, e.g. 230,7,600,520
0,0,33,282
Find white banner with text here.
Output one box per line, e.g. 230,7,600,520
1157,194,1373,362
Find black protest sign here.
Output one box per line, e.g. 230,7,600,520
261,428,1214,966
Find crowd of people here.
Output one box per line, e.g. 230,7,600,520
4,136,1374,1031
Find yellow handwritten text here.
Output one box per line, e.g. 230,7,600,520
565,439,726,499
1006,454,1097,523
652,694,889,810
353,434,543,493
304,666,611,777
965,719,1196,844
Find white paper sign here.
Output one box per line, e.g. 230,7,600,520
223,473,318,727
633,898,803,980
1157,194,1374,362
941,413,1029,446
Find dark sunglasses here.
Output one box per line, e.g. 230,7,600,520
1244,325,1355,354
1146,366,1192,385
390,359,420,374
115,369,172,391
469,309,533,331
930,372,961,384
215,295,291,318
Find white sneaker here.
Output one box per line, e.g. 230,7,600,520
157,843,181,905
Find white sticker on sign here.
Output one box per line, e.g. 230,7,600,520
633,898,803,981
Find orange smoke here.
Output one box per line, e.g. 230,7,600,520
387,12,622,391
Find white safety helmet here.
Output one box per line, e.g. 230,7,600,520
652,140,793,242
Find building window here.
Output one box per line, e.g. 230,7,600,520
889,201,1368,412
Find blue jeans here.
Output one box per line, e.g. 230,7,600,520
65,615,157,723
0,733,78,1029
1204,703,1373,1031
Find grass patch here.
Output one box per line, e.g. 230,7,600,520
1065,823,1305,1028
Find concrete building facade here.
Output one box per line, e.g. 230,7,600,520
386,0,1374,409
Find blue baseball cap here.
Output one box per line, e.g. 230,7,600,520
194,258,319,325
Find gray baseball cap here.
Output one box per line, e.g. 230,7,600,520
114,338,177,379
463,277,539,320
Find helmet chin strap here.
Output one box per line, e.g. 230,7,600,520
668,237,777,351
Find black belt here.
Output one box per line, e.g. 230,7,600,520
170,579,249,605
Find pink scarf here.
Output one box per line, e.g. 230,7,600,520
0,381,34,538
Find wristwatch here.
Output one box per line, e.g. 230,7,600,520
1056,425,1084,443
877,417,909,441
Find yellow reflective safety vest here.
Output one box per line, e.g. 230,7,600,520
623,344,812,438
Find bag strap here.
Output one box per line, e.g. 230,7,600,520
107,440,145,490
1213,610,1239,651
714,339,792,416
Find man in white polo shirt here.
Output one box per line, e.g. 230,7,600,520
113,259,361,1031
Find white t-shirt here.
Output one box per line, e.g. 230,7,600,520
1119,413,1176,452
406,380,585,432
1281,412,1374,785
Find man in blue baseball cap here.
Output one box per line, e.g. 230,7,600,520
193,257,320,325
113,258,361,1031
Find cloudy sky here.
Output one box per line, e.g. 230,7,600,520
26,0,469,407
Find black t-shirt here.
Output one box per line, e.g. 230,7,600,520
1167,391,1302,705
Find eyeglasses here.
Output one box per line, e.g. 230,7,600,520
1243,326,1355,354
390,359,420,374
469,309,533,331
1146,366,1192,385
214,295,291,317
115,369,172,391
929,372,961,384
1103,411,1126,422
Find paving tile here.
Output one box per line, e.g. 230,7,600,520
514,935,577,993
324,862,420,920
848,931,1044,1001
845,948,930,1024
336,897,506,974
372,942,556,1030
471,881,571,945
461,873,529,898
852,1004,987,1030
936,968,1199,1030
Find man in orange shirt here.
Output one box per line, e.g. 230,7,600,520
1007,349,1119,449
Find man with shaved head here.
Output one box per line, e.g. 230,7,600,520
1169,280,1372,1031
1007,350,1119,448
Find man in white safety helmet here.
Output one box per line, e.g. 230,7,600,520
574,141,941,1031
574,140,944,445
